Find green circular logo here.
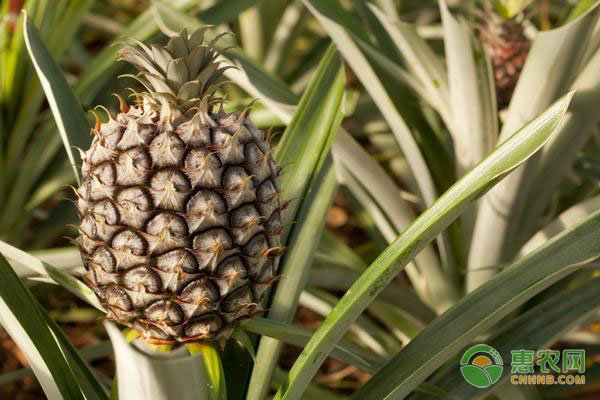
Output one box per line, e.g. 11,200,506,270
460,344,503,388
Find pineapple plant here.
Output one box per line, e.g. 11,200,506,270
76,27,283,343
0,1,598,399
477,0,531,108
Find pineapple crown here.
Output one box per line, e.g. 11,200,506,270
119,27,231,114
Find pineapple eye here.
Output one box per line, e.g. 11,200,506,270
176,113,212,147
230,204,261,229
184,149,223,189
91,246,117,273
122,266,162,293
146,212,188,238
215,256,248,295
91,199,120,225
222,286,254,314
149,131,186,167
184,314,223,338
187,190,227,216
150,169,191,211
105,284,134,311
115,146,151,186
133,321,170,340
111,229,147,256
151,169,191,191
180,278,219,304
115,187,153,212
144,300,184,325
244,233,269,258
155,249,198,273
193,228,233,253
223,166,252,192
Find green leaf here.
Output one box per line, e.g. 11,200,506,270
230,328,257,363
308,265,435,327
0,331,110,396
197,0,261,24
0,253,85,400
247,46,344,399
302,0,460,311
243,317,386,374
316,229,367,271
274,46,344,229
519,194,600,256
273,368,345,400
518,46,600,246
351,206,600,400
274,92,575,400
366,3,451,130
187,343,227,400
43,312,109,400
302,287,402,356
22,12,90,184
9,246,80,277
0,240,104,311
565,0,600,23
302,0,437,206
438,0,497,176
5,0,92,178
264,1,309,73
415,277,600,400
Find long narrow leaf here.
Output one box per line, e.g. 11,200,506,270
352,209,600,399
274,92,574,400
244,317,385,374
438,0,497,176
303,0,460,312
303,0,437,206
23,13,90,184
274,46,344,226
518,45,600,243
367,4,451,130
247,46,344,399
519,194,600,256
415,277,600,400
0,254,84,400
0,240,103,311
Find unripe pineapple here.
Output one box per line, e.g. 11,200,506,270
76,28,283,343
478,0,531,108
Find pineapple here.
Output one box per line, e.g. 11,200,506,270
478,0,531,108
75,28,283,343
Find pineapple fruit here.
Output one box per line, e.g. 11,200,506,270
478,0,531,108
75,28,283,343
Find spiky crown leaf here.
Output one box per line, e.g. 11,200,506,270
119,27,230,113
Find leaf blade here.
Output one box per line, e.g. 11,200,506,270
0,253,86,400
22,13,90,184
275,92,574,400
